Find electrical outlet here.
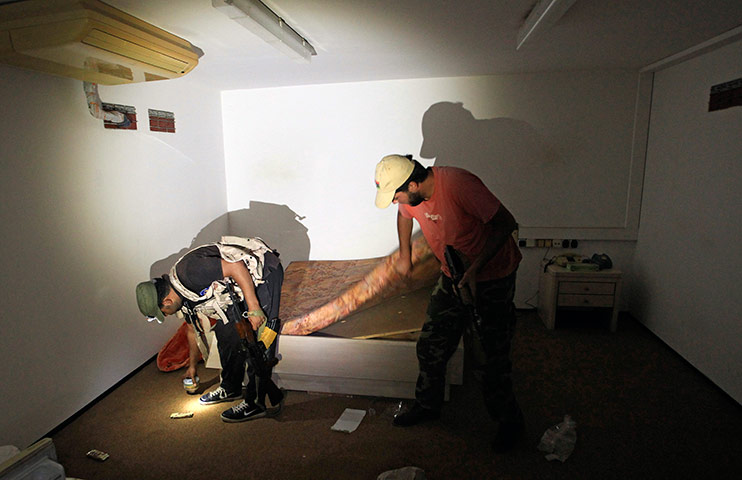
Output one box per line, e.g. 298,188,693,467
552,239,563,248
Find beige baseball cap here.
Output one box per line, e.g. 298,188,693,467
374,155,414,208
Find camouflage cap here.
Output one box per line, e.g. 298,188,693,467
135,280,164,323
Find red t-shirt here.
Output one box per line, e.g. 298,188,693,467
399,166,522,281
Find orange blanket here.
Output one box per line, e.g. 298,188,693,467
156,321,192,372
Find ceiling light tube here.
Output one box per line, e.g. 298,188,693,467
212,0,316,63
516,0,577,50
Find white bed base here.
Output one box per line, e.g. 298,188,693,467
273,335,464,400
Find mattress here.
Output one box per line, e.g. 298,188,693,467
279,234,440,336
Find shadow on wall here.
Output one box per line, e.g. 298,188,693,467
418,101,568,226
148,201,310,279
227,202,310,267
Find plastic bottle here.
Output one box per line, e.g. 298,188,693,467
537,414,577,462
182,375,200,394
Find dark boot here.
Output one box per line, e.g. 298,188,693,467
492,409,525,452
393,402,440,427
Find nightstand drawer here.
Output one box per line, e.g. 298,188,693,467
559,282,615,295
539,264,622,331
558,294,615,308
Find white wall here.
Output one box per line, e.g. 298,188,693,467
0,65,228,447
222,72,641,306
3,37,736,449
630,39,742,403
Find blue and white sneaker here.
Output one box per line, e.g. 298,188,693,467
199,386,241,405
221,401,266,423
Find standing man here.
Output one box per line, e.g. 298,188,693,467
135,236,285,422
374,154,524,452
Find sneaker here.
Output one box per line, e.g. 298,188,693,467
199,386,241,405
221,401,266,423
492,413,525,453
392,402,440,427
265,389,287,418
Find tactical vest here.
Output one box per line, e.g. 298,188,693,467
169,236,275,326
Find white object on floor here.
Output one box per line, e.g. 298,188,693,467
377,466,426,480
330,408,366,433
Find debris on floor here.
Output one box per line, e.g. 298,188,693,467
170,412,194,419
330,408,366,433
377,466,426,480
537,414,577,462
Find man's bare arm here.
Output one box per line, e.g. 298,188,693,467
184,326,200,380
397,211,414,276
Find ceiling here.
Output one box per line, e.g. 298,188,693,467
107,0,742,91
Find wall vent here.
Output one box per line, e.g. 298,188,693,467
709,78,742,112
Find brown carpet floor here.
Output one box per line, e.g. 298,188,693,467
50,310,742,480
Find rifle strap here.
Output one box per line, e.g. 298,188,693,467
183,302,204,335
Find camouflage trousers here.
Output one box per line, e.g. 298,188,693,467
415,271,520,422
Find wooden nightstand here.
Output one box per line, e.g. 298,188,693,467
538,264,623,332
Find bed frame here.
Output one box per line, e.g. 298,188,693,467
272,259,464,399
274,334,463,400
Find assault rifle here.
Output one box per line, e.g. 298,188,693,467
224,279,283,406
443,245,483,335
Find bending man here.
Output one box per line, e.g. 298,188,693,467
136,236,284,422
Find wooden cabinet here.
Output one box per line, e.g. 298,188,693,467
538,264,622,332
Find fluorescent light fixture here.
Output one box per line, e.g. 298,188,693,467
212,0,316,63
516,0,577,50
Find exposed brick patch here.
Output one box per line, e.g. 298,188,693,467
148,109,176,133
102,103,137,130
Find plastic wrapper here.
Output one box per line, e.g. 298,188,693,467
537,414,577,462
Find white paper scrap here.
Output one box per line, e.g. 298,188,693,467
331,408,367,433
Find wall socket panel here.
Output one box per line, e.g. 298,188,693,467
518,238,578,248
